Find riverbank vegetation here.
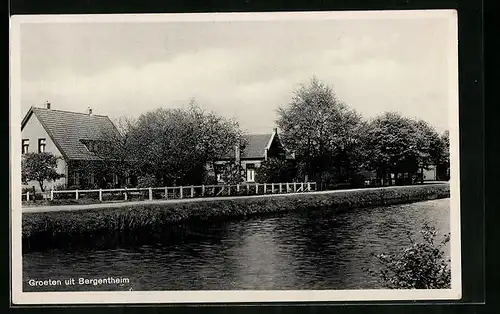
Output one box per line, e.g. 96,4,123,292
22,184,450,252
371,222,451,289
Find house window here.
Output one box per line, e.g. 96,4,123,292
22,139,29,154
246,164,255,182
81,139,102,153
38,138,46,153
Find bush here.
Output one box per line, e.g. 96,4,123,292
254,158,297,183
373,223,451,289
137,175,157,188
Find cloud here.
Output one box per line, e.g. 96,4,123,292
19,18,453,134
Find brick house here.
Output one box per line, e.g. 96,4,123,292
21,103,131,191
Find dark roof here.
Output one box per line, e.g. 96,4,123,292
241,134,273,159
220,133,273,160
21,107,120,161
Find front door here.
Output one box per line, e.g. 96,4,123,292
246,164,255,182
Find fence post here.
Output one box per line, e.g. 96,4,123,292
237,184,240,193
124,188,128,201
255,184,258,194
228,185,231,196
286,184,290,193
149,187,153,200
180,187,183,199
191,186,194,198
75,189,79,200
202,185,205,196
294,182,297,192
279,183,282,193
271,183,275,193
26,192,30,202
264,183,266,194
301,182,304,192
246,184,249,194
165,187,168,199
99,189,103,201
50,189,54,201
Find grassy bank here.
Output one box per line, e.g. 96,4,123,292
22,184,450,252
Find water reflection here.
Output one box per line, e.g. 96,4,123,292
23,199,450,291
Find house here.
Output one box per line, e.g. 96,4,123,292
215,128,295,183
422,165,438,181
21,102,129,191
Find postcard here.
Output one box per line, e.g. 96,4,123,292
10,10,461,305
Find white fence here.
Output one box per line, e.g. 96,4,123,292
22,182,317,202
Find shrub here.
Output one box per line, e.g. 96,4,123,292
373,223,451,289
254,158,297,183
53,183,67,191
137,175,157,188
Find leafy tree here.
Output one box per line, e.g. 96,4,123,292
363,112,442,185
188,101,246,184
254,158,297,183
373,223,451,289
126,107,203,186
434,130,450,180
125,101,244,186
277,77,366,184
21,152,65,192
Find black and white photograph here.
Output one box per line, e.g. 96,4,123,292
10,10,461,304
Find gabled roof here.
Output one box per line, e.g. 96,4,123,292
242,133,274,159
21,106,120,161
220,130,296,160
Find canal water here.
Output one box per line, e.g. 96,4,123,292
22,198,450,291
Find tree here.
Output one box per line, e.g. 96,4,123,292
125,101,245,186
188,101,246,184
21,152,65,192
363,112,442,185
277,77,366,183
434,130,450,180
126,107,202,186
254,158,297,183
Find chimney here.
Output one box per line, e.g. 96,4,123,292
235,141,241,163
87,106,93,115
45,101,51,109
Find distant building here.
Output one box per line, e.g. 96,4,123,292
422,165,438,181
21,102,128,191
216,128,295,183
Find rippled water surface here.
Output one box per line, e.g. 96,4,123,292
23,198,450,291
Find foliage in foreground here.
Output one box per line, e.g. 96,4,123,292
374,223,451,289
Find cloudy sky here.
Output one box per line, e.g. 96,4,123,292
18,12,457,134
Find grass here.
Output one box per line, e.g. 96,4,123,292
22,183,450,252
